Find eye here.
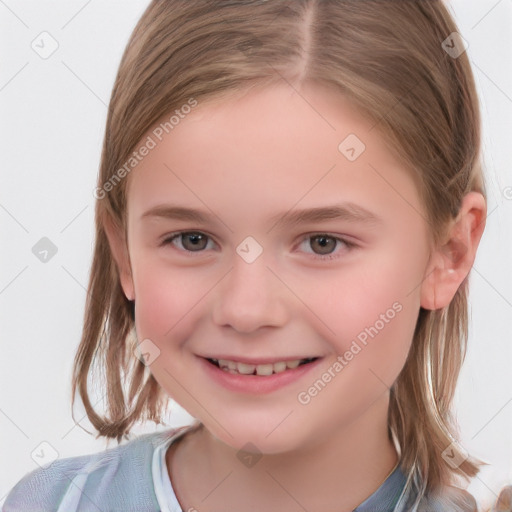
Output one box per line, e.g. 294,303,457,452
160,231,356,260
161,231,215,254
297,233,356,260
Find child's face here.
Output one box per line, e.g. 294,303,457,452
121,82,433,453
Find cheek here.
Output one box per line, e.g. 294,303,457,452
131,259,206,343
300,260,420,341
295,241,425,372
338,246,425,379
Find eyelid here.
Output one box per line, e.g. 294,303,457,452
160,230,358,261
160,230,218,255
294,233,357,260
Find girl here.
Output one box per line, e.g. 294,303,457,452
3,1,511,511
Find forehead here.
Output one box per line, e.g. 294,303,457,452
125,82,425,229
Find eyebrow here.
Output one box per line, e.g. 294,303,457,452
140,202,383,229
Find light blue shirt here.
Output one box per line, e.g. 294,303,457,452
2,423,476,511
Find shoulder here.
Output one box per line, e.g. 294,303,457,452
2,428,180,512
396,476,479,512
418,485,478,512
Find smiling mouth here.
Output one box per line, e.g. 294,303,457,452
206,357,319,376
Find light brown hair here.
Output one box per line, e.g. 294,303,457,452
72,0,490,506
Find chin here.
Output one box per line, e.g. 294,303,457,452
206,418,306,456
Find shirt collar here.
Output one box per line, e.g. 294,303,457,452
354,463,409,512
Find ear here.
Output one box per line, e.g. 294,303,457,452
103,214,135,301
420,191,486,310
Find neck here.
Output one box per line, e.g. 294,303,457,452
168,392,399,512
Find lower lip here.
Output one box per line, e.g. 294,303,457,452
198,356,324,394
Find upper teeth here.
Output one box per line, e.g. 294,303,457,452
213,358,311,376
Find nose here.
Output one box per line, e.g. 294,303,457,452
212,251,289,333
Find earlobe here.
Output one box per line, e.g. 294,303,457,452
420,192,486,310
103,214,135,301
419,245,467,310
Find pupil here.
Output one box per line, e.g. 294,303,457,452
313,235,335,255
184,232,206,251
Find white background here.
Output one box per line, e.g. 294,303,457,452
1,0,511,509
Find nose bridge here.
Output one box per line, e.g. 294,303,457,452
212,247,288,332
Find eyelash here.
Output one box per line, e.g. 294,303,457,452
160,231,357,261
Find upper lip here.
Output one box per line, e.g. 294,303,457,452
200,355,321,365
